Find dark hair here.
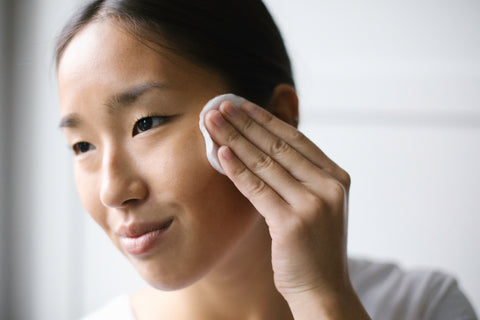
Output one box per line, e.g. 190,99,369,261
55,0,294,107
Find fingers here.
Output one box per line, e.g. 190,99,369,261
206,109,309,207
218,101,323,187
217,144,347,228
211,100,350,192
217,146,288,219
205,99,349,216
240,102,351,190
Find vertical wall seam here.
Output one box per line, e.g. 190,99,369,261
1,0,14,318
6,0,35,318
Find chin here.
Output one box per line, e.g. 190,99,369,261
134,260,210,292
145,277,196,292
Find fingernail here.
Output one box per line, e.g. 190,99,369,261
211,111,226,127
219,146,234,160
241,102,259,117
223,102,239,117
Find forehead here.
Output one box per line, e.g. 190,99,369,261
58,20,175,90
57,20,227,115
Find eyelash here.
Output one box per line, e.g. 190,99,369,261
132,114,171,136
72,142,95,155
70,114,171,156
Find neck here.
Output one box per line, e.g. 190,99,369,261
184,219,292,320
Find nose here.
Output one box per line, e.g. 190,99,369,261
100,147,148,208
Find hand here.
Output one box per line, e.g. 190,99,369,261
204,98,364,317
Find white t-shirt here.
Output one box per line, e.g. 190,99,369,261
82,258,478,320
348,258,477,319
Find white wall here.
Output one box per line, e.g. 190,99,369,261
2,0,478,319
265,0,480,313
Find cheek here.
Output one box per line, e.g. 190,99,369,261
177,131,258,241
156,128,224,197
147,126,256,227
147,127,225,201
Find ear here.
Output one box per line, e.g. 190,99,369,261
268,84,299,128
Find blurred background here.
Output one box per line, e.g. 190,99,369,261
0,0,479,318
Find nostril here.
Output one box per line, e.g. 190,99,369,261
122,198,143,207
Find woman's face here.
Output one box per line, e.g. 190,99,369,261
58,20,260,290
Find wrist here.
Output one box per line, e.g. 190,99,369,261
284,284,371,320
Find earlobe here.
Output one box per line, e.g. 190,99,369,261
268,84,299,128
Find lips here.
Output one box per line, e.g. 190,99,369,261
117,218,173,256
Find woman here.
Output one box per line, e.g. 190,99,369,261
55,0,477,319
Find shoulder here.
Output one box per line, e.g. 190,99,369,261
80,294,136,320
348,257,478,320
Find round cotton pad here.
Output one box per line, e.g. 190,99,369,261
199,94,247,174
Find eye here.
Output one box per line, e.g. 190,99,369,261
132,116,169,136
72,142,95,155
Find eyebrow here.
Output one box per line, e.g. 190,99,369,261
106,81,168,112
59,81,168,129
59,113,81,129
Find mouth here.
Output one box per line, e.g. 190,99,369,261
118,218,174,256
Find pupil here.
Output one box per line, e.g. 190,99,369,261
139,118,152,131
79,142,89,153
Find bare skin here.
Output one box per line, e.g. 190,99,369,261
58,19,370,320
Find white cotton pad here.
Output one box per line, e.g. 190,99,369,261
199,93,247,174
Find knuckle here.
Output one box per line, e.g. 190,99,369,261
225,128,241,144
290,129,307,144
247,179,267,198
260,108,275,124
251,153,274,172
269,138,290,157
340,170,351,190
304,193,327,212
241,116,255,132
326,179,347,202
231,161,249,179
